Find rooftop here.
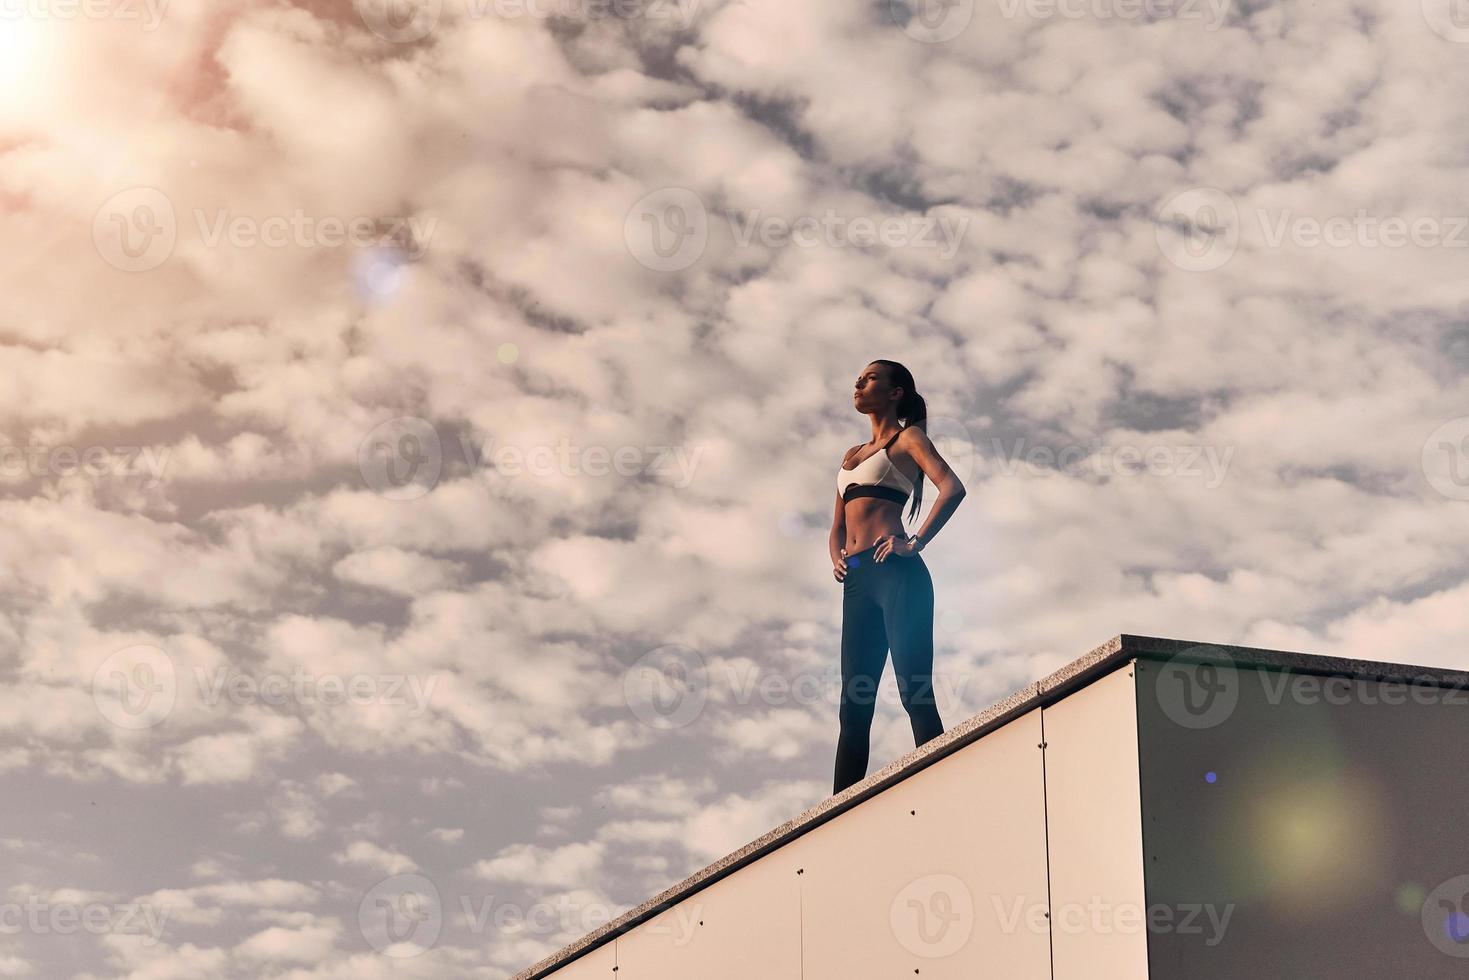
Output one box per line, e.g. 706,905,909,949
512,632,1469,980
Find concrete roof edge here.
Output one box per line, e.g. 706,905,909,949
1116,633,1469,686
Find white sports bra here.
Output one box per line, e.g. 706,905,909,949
837,428,914,505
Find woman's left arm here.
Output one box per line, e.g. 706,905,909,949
877,428,966,560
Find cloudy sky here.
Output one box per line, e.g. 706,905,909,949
4,0,1469,975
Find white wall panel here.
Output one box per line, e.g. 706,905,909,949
787,708,1052,980
612,844,803,979
1042,661,1148,980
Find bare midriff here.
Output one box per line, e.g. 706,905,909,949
842,496,908,554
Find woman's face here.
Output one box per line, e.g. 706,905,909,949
852,362,897,414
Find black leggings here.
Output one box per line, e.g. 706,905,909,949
833,542,945,795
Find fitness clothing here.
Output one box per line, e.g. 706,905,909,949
833,542,944,795
837,428,914,506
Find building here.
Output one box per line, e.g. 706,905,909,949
513,634,1469,979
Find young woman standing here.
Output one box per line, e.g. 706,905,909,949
830,360,966,795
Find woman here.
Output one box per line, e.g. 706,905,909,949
830,359,966,795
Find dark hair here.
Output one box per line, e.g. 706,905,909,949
871,358,927,524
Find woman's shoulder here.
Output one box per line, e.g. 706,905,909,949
893,424,931,452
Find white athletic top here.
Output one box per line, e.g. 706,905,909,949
837,428,914,505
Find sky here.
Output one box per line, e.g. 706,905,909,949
3,0,1469,975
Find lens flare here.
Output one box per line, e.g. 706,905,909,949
351,246,409,304
0,16,54,96
1216,759,1392,922
1396,882,1428,914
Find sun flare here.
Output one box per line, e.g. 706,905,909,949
1,14,61,95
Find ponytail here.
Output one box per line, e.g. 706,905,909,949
873,359,927,525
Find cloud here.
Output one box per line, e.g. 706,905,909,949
711,707,830,762
266,781,329,841
172,713,306,784
332,841,419,875
472,841,606,890
331,547,468,595
0,944,32,978
594,776,714,817
234,921,341,963
125,878,321,930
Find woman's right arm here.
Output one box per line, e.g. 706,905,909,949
829,491,847,581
